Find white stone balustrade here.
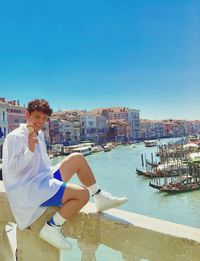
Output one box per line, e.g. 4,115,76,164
1,180,200,261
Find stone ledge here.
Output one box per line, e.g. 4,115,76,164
1,178,200,244
1,180,200,261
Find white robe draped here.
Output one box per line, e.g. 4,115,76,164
2,124,63,230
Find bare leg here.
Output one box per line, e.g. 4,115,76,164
59,153,96,186
39,153,127,250
59,184,90,219
56,152,127,217
39,153,96,250
56,153,95,219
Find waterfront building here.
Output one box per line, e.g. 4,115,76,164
7,101,26,133
189,120,200,136
91,107,141,141
141,119,199,140
184,121,194,136
140,120,165,140
96,114,108,144
0,99,8,158
71,116,81,143
59,119,76,145
107,119,132,142
162,120,174,137
172,120,187,137
52,110,82,144
0,99,7,137
0,98,26,158
49,118,60,144
80,113,98,143
163,120,187,137
127,109,140,140
42,121,51,145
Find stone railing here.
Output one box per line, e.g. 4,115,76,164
1,180,200,261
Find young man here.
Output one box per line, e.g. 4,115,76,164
2,99,127,250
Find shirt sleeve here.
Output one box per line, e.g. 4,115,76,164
5,134,34,174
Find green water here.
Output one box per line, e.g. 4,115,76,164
51,138,200,260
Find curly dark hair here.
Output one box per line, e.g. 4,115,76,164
27,99,53,116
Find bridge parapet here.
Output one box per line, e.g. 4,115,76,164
1,181,200,261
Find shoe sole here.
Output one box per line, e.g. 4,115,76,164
39,231,72,250
96,198,128,212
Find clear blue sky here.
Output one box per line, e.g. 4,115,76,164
0,0,199,120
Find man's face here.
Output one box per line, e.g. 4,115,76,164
26,110,48,133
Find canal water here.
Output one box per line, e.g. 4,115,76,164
51,138,200,260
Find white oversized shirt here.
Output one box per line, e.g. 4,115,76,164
2,124,63,230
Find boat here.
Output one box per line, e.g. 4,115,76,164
160,183,200,193
149,175,193,190
91,146,103,153
106,142,116,149
149,182,162,190
144,140,157,147
64,143,92,156
136,167,180,178
136,168,160,178
157,156,200,193
71,146,92,156
102,143,115,152
103,145,112,152
130,144,136,148
145,160,159,168
49,154,54,159
188,135,198,143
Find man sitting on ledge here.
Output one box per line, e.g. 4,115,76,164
2,98,127,250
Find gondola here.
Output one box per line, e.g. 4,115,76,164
136,168,179,178
149,182,162,190
160,183,200,193
136,168,157,178
145,160,159,168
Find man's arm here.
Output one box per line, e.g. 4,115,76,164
4,134,34,174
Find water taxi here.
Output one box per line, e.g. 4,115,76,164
91,145,103,153
65,144,92,156
71,146,92,156
144,140,157,147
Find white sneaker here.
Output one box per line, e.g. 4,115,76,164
39,222,72,250
94,191,128,212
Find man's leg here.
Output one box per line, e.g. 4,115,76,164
57,184,90,219
40,153,127,250
59,152,96,186
39,183,90,250
59,153,128,212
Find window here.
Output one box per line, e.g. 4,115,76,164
3,112,6,121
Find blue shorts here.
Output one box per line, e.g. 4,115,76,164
40,169,67,207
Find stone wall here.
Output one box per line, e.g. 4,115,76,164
1,180,200,261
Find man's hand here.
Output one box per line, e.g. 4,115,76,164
27,125,38,152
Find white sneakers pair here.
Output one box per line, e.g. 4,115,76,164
39,190,128,250
39,222,72,250
94,190,128,212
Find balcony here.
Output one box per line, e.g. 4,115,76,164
1,180,200,261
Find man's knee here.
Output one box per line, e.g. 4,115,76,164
80,188,90,204
68,152,85,161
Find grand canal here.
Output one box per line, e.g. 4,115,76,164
51,138,200,260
